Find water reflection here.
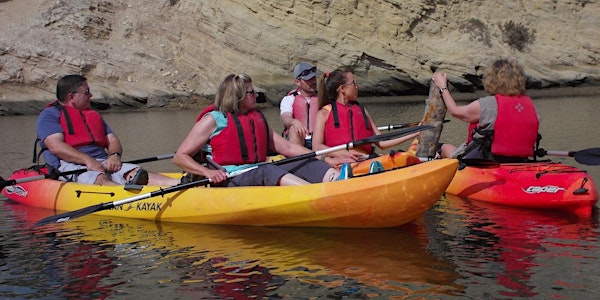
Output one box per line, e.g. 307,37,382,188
4,201,462,299
426,195,599,298
2,95,600,298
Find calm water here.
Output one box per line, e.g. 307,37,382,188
1,95,599,299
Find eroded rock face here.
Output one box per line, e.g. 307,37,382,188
0,0,598,115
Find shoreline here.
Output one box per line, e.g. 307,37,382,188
1,85,599,116
367,85,600,104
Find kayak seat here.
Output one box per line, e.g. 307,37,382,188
368,161,384,174
336,163,353,181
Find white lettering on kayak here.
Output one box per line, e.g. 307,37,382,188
4,185,28,197
523,185,566,194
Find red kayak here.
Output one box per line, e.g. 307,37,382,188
446,161,598,217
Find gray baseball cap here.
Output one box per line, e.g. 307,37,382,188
293,62,318,80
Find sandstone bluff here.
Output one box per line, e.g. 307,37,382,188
0,0,598,115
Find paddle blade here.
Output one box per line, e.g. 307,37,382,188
0,178,13,190
33,203,109,227
573,148,600,165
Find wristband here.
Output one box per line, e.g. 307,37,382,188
439,87,449,94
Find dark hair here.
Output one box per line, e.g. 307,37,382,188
317,67,353,109
56,75,87,102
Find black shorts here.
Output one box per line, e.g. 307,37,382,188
227,158,330,186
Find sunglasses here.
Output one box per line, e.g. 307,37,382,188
297,66,317,79
71,88,91,96
342,80,357,87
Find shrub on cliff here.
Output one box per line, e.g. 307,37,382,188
499,20,535,51
460,18,492,47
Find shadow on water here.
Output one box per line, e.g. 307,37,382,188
2,201,462,299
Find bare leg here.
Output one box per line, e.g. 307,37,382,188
94,174,119,186
322,168,339,182
148,173,181,186
278,174,310,186
287,130,305,147
441,144,457,158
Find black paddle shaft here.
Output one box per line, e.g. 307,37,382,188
1,153,175,190
536,148,600,166
271,125,433,166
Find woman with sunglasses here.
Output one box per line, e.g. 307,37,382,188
174,73,341,186
311,67,420,163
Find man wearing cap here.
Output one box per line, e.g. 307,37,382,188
280,62,319,148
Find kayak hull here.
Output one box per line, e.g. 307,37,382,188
446,162,598,216
2,159,458,228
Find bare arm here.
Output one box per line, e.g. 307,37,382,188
173,115,227,183
280,112,297,129
281,111,309,139
366,110,421,149
432,72,480,123
311,109,329,151
271,129,311,156
376,132,421,149
280,96,299,129
43,133,105,172
102,133,124,172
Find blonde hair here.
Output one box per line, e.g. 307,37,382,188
483,59,527,96
214,73,253,114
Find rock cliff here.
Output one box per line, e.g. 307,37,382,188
1,0,598,115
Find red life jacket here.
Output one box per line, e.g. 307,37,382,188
466,123,477,144
289,90,319,133
466,95,538,157
196,104,216,122
52,102,109,148
323,101,374,154
209,109,270,165
491,94,539,157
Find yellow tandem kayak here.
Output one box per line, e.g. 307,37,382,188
2,159,458,228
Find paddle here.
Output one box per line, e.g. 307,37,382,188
32,166,256,227
272,125,433,166
536,148,600,165
1,153,175,190
377,120,449,131
33,125,432,227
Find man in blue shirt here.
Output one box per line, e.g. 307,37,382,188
37,75,179,186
